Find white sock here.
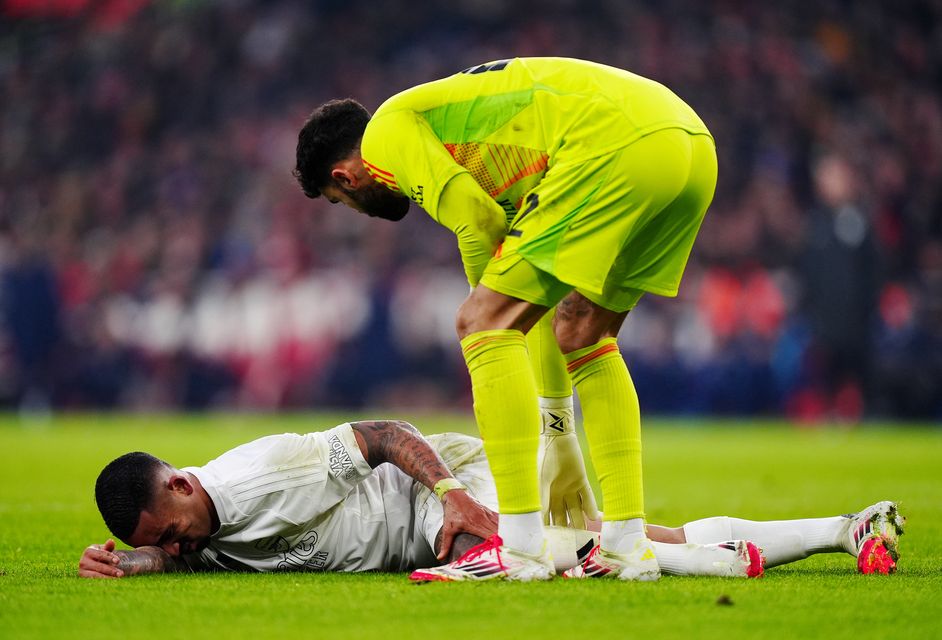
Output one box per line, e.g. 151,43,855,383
499,511,544,555
651,542,695,575
683,515,848,568
653,542,737,576
601,518,646,554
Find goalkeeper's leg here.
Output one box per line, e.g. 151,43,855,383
526,311,600,528
526,310,574,432
452,287,555,576
413,312,557,582
555,298,645,551
553,293,656,580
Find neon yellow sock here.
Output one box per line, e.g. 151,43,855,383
526,311,572,398
566,338,644,521
461,329,541,514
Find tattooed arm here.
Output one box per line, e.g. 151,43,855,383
352,420,455,489
351,420,497,560
78,539,187,578
78,539,189,578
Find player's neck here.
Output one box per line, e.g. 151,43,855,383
187,472,220,533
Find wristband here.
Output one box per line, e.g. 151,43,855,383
433,478,467,500
538,397,575,435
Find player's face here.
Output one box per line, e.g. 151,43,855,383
324,181,410,221
126,485,213,557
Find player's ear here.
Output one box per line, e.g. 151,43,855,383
167,474,194,496
330,166,356,189
331,155,367,189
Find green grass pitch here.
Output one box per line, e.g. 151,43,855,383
1,413,939,639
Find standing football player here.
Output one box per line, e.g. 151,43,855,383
294,57,717,581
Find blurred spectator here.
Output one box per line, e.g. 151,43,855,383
797,154,879,421
0,0,940,419
0,231,62,410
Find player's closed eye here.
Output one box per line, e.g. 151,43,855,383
158,526,175,548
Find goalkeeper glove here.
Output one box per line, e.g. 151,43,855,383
537,396,600,529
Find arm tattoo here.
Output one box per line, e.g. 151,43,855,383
114,547,188,575
351,420,452,490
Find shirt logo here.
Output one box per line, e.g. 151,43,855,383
327,434,358,480
497,198,517,224
543,412,566,433
410,185,424,205
256,536,291,553
271,531,330,572
461,59,511,74
522,192,539,217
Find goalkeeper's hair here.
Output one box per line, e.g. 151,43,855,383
294,98,371,199
95,452,170,542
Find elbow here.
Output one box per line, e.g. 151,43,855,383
390,420,420,436
373,420,420,468
352,419,421,468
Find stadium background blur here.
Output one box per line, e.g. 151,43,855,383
0,0,939,420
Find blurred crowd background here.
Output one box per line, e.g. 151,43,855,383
1,0,940,420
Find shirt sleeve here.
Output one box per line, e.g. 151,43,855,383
361,110,508,286
314,422,375,499
436,172,509,286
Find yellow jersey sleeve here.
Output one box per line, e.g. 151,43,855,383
360,109,467,220
436,172,508,286
361,108,508,286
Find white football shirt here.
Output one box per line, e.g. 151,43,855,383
183,423,443,572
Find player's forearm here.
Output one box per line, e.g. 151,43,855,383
351,420,453,489
114,546,187,576
437,173,507,286
455,224,497,286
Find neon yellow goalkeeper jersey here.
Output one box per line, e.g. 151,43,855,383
360,57,711,223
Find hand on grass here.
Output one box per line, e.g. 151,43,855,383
78,539,125,579
437,489,498,560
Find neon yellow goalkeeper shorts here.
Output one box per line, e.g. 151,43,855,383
479,128,717,312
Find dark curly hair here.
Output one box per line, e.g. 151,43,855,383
293,98,371,198
95,452,170,542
